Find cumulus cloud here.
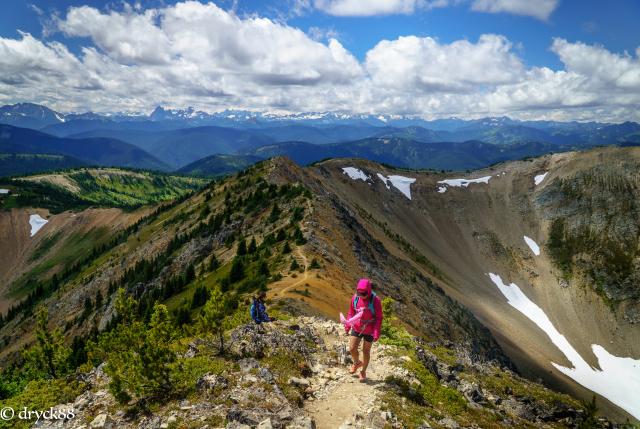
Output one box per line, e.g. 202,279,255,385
311,0,556,19
365,34,524,92
471,0,559,21
58,6,172,65
552,38,640,89
58,1,362,84
0,1,639,122
314,0,424,16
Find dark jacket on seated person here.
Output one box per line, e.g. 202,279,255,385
250,292,271,324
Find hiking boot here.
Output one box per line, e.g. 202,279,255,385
349,361,363,374
359,370,367,382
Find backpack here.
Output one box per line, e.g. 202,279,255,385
250,300,258,321
353,291,377,317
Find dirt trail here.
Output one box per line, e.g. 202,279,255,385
304,321,395,429
278,199,315,296
280,247,309,295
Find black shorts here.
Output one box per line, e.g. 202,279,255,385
350,329,374,343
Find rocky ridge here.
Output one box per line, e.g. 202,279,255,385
35,317,613,429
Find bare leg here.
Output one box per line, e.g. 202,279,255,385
349,335,361,365
361,340,372,373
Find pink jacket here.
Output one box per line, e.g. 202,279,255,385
345,282,383,340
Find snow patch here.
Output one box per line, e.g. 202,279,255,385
377,173,416,200
438,176,492,188
0,188,9,194
29,214,48,237
523,236,541,256
488,273,640,420
376,173,390,189
534,172,548,185
342,167,370,183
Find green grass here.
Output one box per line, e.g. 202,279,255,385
0,379,85,429
172,354,229,399
67,170,206,208
2,168,207,213
29,232,62,262
473,368,581,409
427,345,458,366
260,351,308,406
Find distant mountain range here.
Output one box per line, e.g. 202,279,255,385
1,102,640,177
0,124,168,172
245,138,577,171
3,102,640,139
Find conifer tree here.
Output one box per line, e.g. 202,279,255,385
248,237,257,254
93,291,177,404
209,253,220,271
200,287,229,354
229,257,245,283
24,306,70,379
268,203,281,223
258,259,270,276
185,264,196,283
293,226,307,245
237,238,247,256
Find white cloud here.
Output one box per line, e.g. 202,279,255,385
314,0,423,16
57,1,362,84
471,0,559,21
0,2,639,122
311,0,555,19
365,34,524,92
552,38,640,90
58,6,172,65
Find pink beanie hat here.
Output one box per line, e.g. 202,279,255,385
356,278,372,292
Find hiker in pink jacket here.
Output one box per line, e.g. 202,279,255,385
345,278,383,382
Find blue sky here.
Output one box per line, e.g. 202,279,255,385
1,0,639,121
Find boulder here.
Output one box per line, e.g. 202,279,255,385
226,422,251,429
288,377,311,387
458,380,485,404
415,347,441,379
437,417,459,428
363,411,387,429
286,415,315,429
197,373,228,392
229,322,319,359
258,418,274,429
259,367,275,383
239,357,260,373
90,413,114,429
